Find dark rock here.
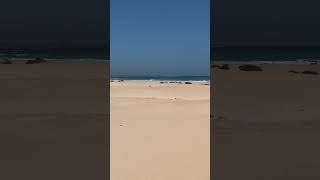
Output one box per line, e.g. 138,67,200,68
211,64,229,70
310,61,318,65
211,64,220,68
0,58,12,64
25,60,35,64
118,80,124,82
238,64,263,71
25,57,47,64
220,64,230,70
35,57,47,63
288,70,300,74
301,71,318,75
185,82,192,84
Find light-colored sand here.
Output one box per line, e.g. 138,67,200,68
111,81,210,180
211,64,320,180
0,61,109,180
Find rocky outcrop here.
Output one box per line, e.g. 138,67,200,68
0,58,12,64
238,64,263,71
211,64,230,70
25,57,47,64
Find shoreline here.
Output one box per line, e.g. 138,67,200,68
1,57,108,62
110,75,210,82
213,60,320,65
110,79,210,84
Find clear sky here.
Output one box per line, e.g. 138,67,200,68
111,0,210,76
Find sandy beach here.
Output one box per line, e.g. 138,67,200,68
0,61,109,179
4,59,319,179
211,63,320,179
111,80,210,180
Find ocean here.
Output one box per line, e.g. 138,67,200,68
0,48,209,81
6,46,319,81
3,46,320,63
212,46,320,64
111,76,210,82
0,48,108,60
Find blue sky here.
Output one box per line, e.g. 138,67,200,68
111,0,209,76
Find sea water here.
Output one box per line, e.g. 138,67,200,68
111,75,210,82
212,46,320,64
0,48,108,60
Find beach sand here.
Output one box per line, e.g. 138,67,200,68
0,61,109,179
5,59,319,179
111,81,210,180
211,63,320,179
